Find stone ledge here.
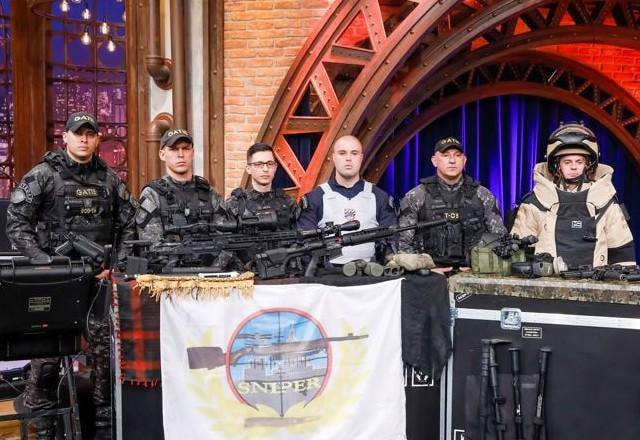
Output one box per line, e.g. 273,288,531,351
448,273,640,305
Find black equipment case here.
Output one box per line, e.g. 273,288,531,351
0,256,94,360
444,274,640,440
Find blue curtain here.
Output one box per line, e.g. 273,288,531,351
379,95,640,258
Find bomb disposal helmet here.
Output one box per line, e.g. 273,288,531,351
545,122,599,175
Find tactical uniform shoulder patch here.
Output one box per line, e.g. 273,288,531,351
11,182,34,205
136,196,157,227
140,196,158,215
135,208,150,226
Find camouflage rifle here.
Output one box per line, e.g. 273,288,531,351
254,219,449,279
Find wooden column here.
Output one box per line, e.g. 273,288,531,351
126,0,150,195
203,0,224,192
11,0,46,182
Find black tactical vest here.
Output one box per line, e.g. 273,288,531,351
520,188,617,267
417,175,486,266
231,188,294,230
148,176,216,230
37,151,115,252
554,189,597,266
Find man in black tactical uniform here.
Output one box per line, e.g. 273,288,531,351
135,128,228,242
398,137,507,272
226,143,299,231
6,111,137,439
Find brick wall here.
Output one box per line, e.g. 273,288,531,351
538,44,640,100
223,0,332,195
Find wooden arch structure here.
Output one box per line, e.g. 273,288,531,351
251,0,640,196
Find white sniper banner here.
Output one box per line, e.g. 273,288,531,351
160,279,406,440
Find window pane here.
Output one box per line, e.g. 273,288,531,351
47,0,128,179
0,0,13,198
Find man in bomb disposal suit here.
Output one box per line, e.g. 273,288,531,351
6,111,137,439
226,143,299,230
511,122,635,267
136,128,229,242
398,137,507,271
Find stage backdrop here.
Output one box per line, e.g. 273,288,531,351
379,95,640,258
160,280,406,440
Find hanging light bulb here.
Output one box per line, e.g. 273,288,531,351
82,7,91,20
99,21,110,35
80,28,92,45
122,10,126,22
59,0,70,13
106,37,117,53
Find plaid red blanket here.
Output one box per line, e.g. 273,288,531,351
113,274,161,386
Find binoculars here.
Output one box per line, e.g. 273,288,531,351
342,260,408,277
342,260,384,277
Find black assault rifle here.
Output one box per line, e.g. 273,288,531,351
254,219,449,279
54,231,113,270
123,220,360,275
560,264,640,282
164,207,281,239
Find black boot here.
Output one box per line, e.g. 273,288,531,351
93,405,112,440
13,394,57,440
33,424,57,440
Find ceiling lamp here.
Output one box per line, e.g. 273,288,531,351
80,28,92,45
106,37,117,53
99,21,110,35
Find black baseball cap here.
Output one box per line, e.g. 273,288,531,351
65,111,99,132
160,128,193,148
434,137,464,154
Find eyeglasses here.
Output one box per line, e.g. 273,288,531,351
248,161,277,169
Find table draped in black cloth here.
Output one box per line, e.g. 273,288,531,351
115,273,451,440
299,273,452,377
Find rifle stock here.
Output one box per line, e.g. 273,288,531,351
255,218,449,279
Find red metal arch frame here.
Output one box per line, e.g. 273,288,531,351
364,48,640,180
254,0,640,196
365,69,640,182
362,27,640,172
